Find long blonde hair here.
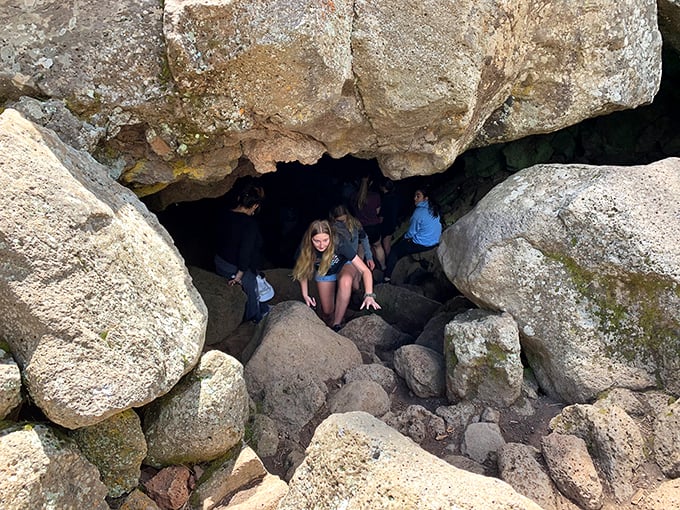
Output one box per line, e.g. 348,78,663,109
329,204,362,238
293,220,336,281
355,176,370,211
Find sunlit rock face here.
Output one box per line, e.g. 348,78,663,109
0,0,662,200
438,158,680,403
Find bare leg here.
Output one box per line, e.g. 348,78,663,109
382,235,393,263
333,264,358,326
372,239,385,271
316,280,336,326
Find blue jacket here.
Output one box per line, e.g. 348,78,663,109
406,201,441,247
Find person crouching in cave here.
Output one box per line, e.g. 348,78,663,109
292,219,381,331
214,184,269,323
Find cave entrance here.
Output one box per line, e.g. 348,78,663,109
156,47,680,275
155,154,431,273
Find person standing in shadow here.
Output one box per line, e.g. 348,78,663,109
214,184,269,323
383,185,442,283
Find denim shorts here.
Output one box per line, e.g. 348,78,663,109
315,272,338,282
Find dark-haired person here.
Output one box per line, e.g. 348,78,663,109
214,185,268,323
383,186,441,282
293,219,380,331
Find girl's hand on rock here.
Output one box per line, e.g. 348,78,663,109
360,296,380,311
304,295,316,308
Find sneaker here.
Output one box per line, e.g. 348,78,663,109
331,324,343,332
383,276,391,283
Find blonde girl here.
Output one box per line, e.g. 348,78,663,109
293,219,380,331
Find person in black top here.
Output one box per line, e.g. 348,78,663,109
292,219,380,331
214,184,267,323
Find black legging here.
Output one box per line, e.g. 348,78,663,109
384,239,435,278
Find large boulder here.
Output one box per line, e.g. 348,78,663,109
550,402,645,503
278,411,543,510
444,309,523,407
0,0,662,193
439,158,680,403
143,350,249,467
0,109,207,429
244,301,362,435
0,423,109,510
69,409,147,498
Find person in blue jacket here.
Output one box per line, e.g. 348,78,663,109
383,186,442,282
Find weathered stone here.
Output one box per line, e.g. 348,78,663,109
461,421,506,465
144,465,192,510
436,401,480,439
0,109,206,429
339,313,413,355
69,409,147,498
653,398,680,478
659,0,680,54
344,363,399,393
218,472,288,510
279,412,542,510
0,0,662,190
638,478,680,510
439,159,680,403
374,283,442,335
244,301,361,435
0,348,21,420
0,423,108,510
550,402,644,503
249,413,279,459
382,404,447,445
119,488,161,510
190,446,269,510
144,350,249,467
189,266,246,345
541,433,603,510
328,380,390,417
445,309,523,406
415,311,461,354
498,443,560,510
393,344,445,398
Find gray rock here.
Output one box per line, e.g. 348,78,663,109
69,409,147,498
445,309,523,406
415,311,461,354
498,442,561,510
550,402,644,503
0,110,207,429
0,423,109,510
461,421,506,465
393,344,445,398
436,401,480,438
189,266,246,345
653,398,680,478
374,283,442,335
382,404,446,445
244,301,361,435
328,380,390,417
638,478,680,510
249,413,279,459
440,158,680,403
344,363,398,393
144,350,249,467
340,314,413,355
279,412,543,510
0,348,21,420
541,433,603,510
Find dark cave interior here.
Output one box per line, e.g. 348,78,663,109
155,48,680,273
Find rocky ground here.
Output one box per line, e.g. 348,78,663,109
213,295,566,484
